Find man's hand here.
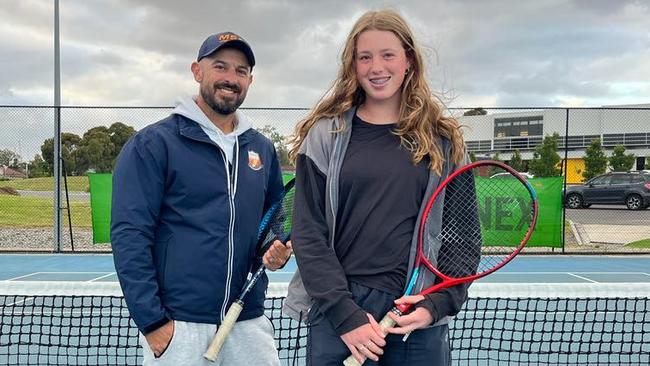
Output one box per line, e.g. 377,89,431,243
384,295,434,334
262,240,292,271
340,314,386,363
144,320,174,357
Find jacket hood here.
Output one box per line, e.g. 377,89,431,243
172,95,252,140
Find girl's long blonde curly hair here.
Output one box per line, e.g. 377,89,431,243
288,9,465,174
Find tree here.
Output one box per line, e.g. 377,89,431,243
468,151,477,163
103,122,136,172
508,150,526,172
40,139,53,174
488,152,503,176
10,157,21,170
582,138,607,181
0,148,20,167
40,133,82,175
75,127,115,173
463,108,488,116
490,152,503,162
27,154,49,178
108,122,136,153
528,133,562,177
609,145,635,172
38,123,136,175
258,125,291,167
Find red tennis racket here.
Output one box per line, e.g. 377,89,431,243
344,160,538,366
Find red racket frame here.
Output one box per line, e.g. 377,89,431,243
396,160,538,314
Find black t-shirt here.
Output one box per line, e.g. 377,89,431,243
335,114,429,294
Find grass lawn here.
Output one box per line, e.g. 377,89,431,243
2,173,293,191
0,176,89,192
0,195,92,228
0,172,295,229
626,238,650,248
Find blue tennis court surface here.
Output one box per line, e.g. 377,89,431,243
0,254,648,284
1,254,649,365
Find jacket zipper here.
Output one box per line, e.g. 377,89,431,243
220,138,239,321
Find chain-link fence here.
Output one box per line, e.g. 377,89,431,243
458,107,650,254
0,105,648,253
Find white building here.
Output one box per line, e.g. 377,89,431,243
458,104,650,183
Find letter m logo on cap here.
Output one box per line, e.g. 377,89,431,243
218,33,240,41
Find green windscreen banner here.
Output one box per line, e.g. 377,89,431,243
88,173,112,244
87,172,562,248
88,172,297,244
525,177,563,247
282,172,294,184
474,176,563,248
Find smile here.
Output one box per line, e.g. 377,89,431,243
369,76,390,85
217,88,238,95
214,82,241,95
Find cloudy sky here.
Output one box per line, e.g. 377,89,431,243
1,0,649,109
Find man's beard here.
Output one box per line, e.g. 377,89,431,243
201,81,246,115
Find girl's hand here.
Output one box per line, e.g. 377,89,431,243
340,313,386,363
384,295,433,334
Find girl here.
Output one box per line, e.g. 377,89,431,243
285,9,469,366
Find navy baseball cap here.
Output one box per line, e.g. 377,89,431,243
197,32,255,68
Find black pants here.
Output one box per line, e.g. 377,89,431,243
307,282,451,366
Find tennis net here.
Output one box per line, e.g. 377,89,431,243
1,282,648,365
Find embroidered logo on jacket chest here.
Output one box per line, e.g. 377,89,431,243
248,150,263,171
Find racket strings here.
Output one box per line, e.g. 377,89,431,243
258,188,296,254
478,171,533,256
432,168,534,278
436,170,483,278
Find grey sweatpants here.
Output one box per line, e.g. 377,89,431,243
140,316,280,366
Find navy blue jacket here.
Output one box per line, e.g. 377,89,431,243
111,114,283,334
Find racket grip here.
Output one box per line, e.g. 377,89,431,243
203,301,243,362
342,310,398,366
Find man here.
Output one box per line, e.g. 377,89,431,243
111,31,292,366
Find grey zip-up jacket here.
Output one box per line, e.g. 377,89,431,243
284,108,473,333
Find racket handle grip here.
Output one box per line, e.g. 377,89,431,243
203,301,243,362
342,310,398,366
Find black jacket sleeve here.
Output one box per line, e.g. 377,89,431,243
292,154,368,334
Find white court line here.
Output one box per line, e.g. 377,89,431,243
22,272,109,274
492,272,648,275
6,272,42,281
7,272,113,281
567,273,599,283
87,273,116,282
570,272,649,275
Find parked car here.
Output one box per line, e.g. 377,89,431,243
564,171,650,210
490,172,534,179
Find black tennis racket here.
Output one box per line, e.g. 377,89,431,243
204,178,295,362
344,161,538,365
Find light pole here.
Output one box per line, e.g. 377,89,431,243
54,0,62,252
